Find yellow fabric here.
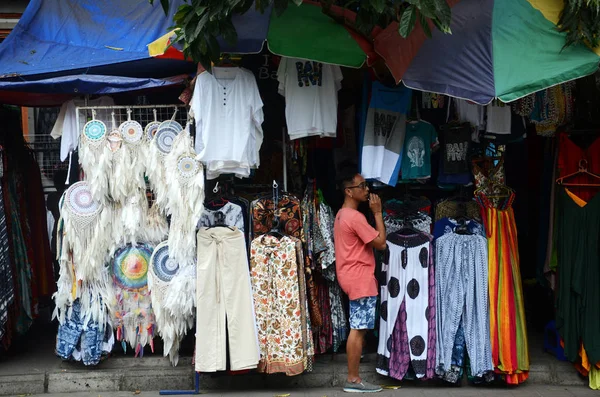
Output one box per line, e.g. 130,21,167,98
527,0,600,55
590,367,600,390
148,29,178,57
565,188,588,208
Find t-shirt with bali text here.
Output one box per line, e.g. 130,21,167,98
361,82,412,186
439,123,470,175
334,208,379,300
277,57,343,140
401,121,438,180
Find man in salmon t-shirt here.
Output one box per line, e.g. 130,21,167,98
334,164,386,393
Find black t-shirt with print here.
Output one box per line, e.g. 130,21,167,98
440,123,471,174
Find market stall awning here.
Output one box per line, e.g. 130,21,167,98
149,1,375,68
375,0,600,104
0,74,188,107
0,0,196,81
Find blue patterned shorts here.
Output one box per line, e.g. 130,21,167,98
349,296,377,330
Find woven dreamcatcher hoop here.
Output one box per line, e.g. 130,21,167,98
154,107,184,155
144,109,161,142
176,154,200,181
64,181,103,231
81,110,107,148
150,241,179,284
112,243,153,292
155,126,181,155
119,108,144,145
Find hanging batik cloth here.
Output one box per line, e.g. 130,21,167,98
148,241,195,366
0,151,14,340
250,234,306,376
111,243,155,356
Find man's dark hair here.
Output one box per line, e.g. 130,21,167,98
336,160,359,191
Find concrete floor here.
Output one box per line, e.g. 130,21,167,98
29,385,600,397
0,322,589,396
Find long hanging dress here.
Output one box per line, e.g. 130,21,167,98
555,188,600,365
473,159,529,385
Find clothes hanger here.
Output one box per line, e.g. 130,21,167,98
556,159,600,187
215,53,241,68
266,215,285,239
453,216,473,235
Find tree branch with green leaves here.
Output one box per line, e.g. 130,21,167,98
558,0,600,50
149,0,452,67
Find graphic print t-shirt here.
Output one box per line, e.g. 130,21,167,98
361,82,412,186
401,121,438,180
277,57,343,139
440,123,470,174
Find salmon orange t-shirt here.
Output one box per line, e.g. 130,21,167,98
334,208,379,300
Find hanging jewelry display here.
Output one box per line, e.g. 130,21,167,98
147,107,183,214
79,110,109,204
111,243,155,356
148,241,195,366
164,125,204,265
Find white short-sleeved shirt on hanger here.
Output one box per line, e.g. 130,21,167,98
277,57,343,140
190,67,264,179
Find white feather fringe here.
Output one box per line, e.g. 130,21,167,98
164,129,205,266
148,243,196,366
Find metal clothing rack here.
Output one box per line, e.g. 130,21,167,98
75,104,189,135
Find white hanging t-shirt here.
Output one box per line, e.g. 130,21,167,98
277,57,343,140
190,67,264,180
51,96,115,162
486,103,512,134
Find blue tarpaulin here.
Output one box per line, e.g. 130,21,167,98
0,0,195,80
0,0,196,105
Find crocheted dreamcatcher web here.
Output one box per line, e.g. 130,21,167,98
112,243,153,291
155,128,179,155
159,120,183,134
64,181,102,230
150,241,179,283
145,121,161,141
177,155,200,180
156,120,183,154
119,120,144,144
82,120,107,143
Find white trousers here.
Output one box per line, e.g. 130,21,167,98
195,227,259,372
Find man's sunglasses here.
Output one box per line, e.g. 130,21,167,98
346,182,368,190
